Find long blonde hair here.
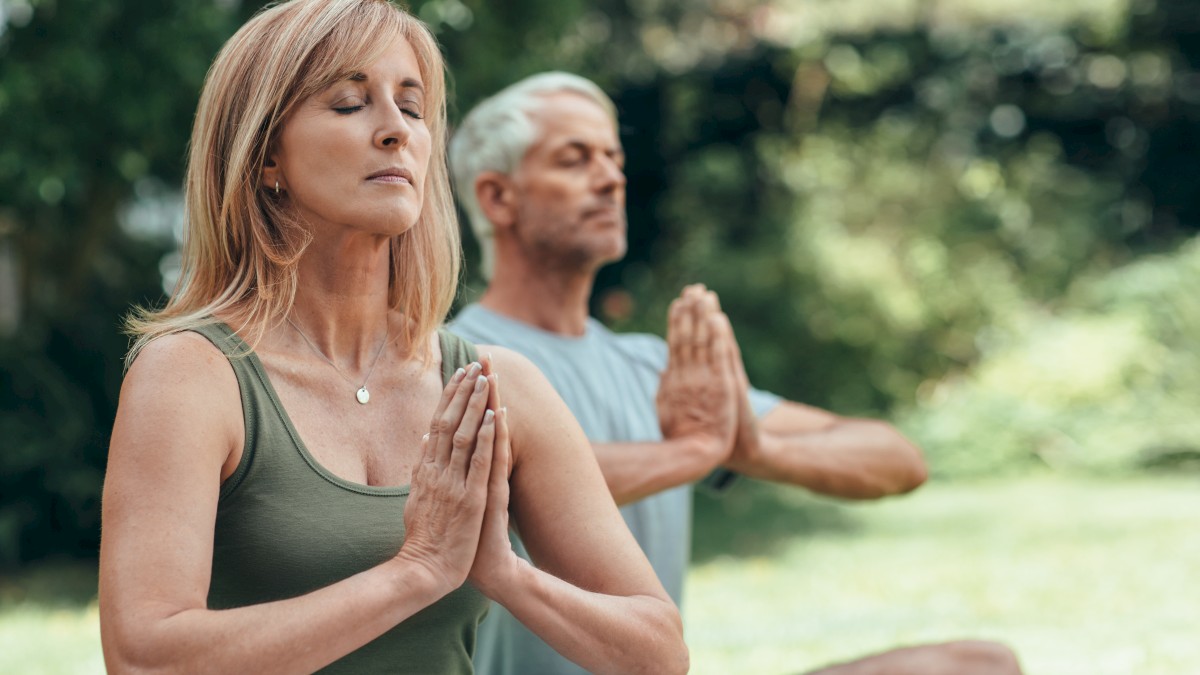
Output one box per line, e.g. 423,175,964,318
125,0,459,365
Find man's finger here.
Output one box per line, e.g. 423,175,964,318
666,298,686,369
677,296,697,367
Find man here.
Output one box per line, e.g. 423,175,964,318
449,72,1022,675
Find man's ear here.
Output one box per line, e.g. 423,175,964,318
475,171,516,230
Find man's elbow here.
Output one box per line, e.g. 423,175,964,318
881,431,928,495
848,427,928,498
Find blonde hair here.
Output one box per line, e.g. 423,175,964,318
126,0,459,365
448,72,616,279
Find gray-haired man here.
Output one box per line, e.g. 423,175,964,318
449,72,1021,675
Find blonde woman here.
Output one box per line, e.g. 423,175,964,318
97,1,686,673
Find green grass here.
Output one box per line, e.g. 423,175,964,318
686,474,1200,674
1,476,1197,674
0,563,102,675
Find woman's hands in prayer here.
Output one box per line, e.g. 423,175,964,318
396,354,517,598
467,356,522,598
397,360,498,594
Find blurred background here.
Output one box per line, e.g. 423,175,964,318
1,0,1198,672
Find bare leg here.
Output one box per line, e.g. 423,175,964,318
804,640,1023,675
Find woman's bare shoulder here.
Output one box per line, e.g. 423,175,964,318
125,330,237,392
118,330,243,451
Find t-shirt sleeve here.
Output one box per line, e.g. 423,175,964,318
749,384,783,419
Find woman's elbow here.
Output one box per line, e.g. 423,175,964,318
642,599,689,675
101,632,155,675
100,611,183,675
661,641,691,675
660,621,690,675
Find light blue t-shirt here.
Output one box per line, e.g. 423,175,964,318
450,303,781,675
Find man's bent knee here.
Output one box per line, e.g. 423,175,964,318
941,640,1023,675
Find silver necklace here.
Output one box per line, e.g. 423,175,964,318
286,316,388,405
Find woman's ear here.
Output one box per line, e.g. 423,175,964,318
262,156,285,194
475,172,516,231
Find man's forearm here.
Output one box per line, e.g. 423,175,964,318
593,438,726,505
726,418,927,499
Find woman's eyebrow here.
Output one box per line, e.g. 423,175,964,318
347,72,425,94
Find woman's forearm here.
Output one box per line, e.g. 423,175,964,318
101,556,445,675
489,561,689,675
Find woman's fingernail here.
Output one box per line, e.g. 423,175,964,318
468,362,482,376
484,409,495,424
475,374,487,391
453,367,465,382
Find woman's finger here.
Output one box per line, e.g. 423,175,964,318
467,408,497,491
494,406,512,486
432,362,468,429
449,373,490,476
419,431,435,465
483,407,511,533
487,370,502,413
480,354,502,412
433,362,483,464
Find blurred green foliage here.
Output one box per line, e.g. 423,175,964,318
1,0,1198,564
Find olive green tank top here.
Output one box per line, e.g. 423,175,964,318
191,321,489,674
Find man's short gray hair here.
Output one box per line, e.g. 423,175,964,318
449,72,617,279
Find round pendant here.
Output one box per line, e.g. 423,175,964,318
356,387,370,405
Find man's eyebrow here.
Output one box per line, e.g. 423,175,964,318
557,139,623,153
346,72,425,92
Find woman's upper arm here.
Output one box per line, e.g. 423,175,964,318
100,332,243,634
484,346,667,601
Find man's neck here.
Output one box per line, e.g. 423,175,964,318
478,262,596,336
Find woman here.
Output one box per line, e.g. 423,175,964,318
98,1,687,673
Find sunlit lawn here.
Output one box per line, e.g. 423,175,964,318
2,475,1197,674
686,474,1200,675
0,563,103,675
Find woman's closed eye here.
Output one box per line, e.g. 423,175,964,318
332,100,423,120
332,95,366,115
397,98,425,120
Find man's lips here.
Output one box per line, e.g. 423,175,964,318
584,205,624,220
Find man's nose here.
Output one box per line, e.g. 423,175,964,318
595,156,627,192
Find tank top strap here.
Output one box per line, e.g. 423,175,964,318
188,321,254,359
436,328,478,384
185,320,279,499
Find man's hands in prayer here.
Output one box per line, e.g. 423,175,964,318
656,285,741,470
